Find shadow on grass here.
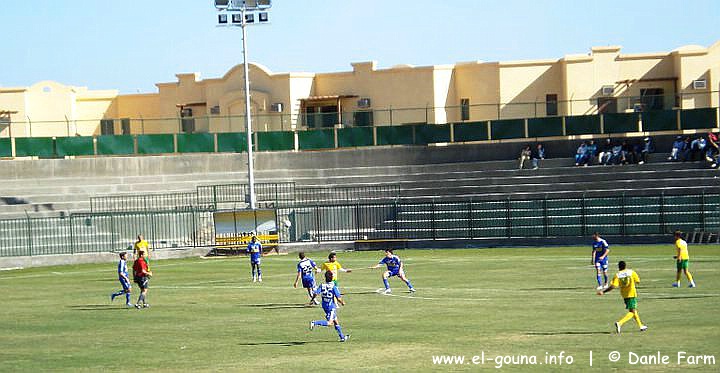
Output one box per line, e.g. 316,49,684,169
519,287,589,291
69,304,129,311
526,331,612,336
237,340,334,347
342,291,381,295
239,303,311,310
647,295,718,300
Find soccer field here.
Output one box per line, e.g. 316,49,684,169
1,245,718,372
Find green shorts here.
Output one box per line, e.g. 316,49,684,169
676,259,689,271
623,297,637,310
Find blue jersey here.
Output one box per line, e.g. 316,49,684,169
247,241,262,261
380,255,402,271
314,282,342,310
117,259,128,278
592,239,609,260
297,258,317,280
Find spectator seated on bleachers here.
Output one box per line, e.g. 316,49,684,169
598,138,614,165
585,140,598,166
621,140,638,165
575,141,588,166
639,137,654,165
518,144,532,170
690,136,707,162
531,143,545,170
706,132,719,168
607,143,624,165
668,136,687,162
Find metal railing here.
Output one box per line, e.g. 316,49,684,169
278,192,720,242
1,92,717,137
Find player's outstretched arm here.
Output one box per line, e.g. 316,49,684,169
597,285,615,295
293,272,301,288
369,263,381,269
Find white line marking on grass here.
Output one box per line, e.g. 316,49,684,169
0,267,23,271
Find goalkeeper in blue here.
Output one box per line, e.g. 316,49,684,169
309,271,350,342
370,249,415,294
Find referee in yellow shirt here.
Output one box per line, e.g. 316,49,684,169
672,231,696,288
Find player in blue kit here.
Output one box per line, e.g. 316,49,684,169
591,232,611,290
309,271,350,342
370,249,415,294
247,236,263,282
110,252,134,307
293,252,320,305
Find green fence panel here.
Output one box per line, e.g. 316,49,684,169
490,119,525,140
603,113,639,134
528,117,563,138
257,131,294,151
137,134,174,154
337,127,373,148
299,129,335,150
97,135,134,155
15,137,54,157
414,124,450,144
55,136,94,156
376,125,414,146
453,122,489,142
177,133,214,153
217,132,248,153
642,110,678,132
0,138,11,157
681,107,718,130
565,115,601,135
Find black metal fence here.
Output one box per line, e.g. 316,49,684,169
279,193,720,242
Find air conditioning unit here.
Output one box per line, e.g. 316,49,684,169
357,98,371,108
601,85,614,96
210,106,221,115
270,103,283,112
693,79,707,90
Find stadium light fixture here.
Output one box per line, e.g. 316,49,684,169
214,0,272,210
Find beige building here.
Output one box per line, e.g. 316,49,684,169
1,41,718,137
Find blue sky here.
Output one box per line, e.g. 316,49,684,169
1,0,718,93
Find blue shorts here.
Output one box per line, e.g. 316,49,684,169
119,277,131,291
250,257,261,265
301,277,315,289
595,258,608,270
387,268,401,277
323,306,338,321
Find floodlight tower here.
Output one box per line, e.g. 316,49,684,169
214,0,272,210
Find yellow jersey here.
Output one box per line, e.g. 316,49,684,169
610,269,640,299
675,239,689,260
134,240,150,258
321,261,343,280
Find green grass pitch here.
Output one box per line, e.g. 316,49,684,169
0,245,718,372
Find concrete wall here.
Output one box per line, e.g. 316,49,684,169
0,247,212,270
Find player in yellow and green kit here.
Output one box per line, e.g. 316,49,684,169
321,252,351,286
672,231,696,288
597,260,648,334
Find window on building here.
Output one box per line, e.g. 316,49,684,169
121,119,131,135
460,98,470,121
353,110,374,126
639,88,664,111
180,107,195,133
304,107,317,128
597,97,617,114
320,105,338,128
100,119,114,135
546,94,558,116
